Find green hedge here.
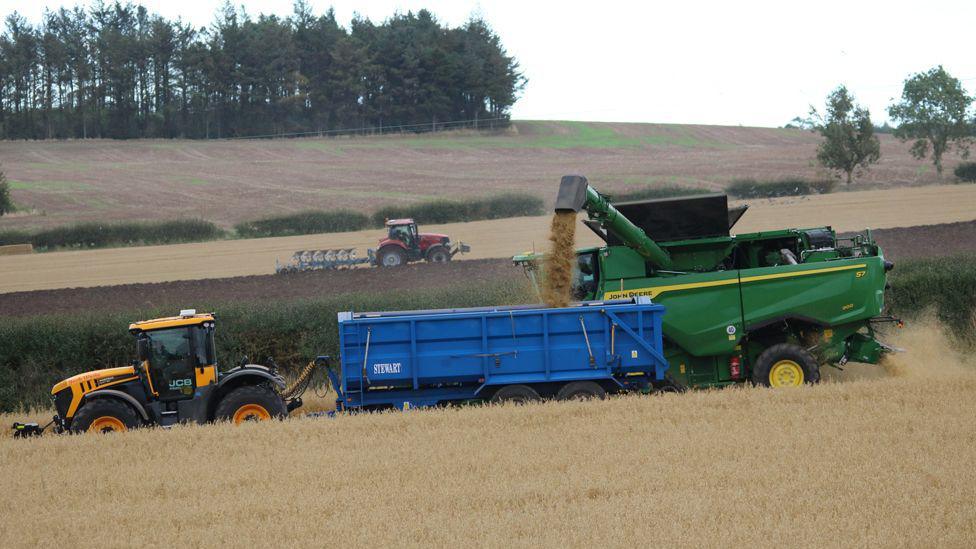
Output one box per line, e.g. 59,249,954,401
371,192,544,226
726,178,836,199
886,254,976,347
954,162,976,182
609,186,710,202
234,209,369,238
0,278,533,412
0,219,224,251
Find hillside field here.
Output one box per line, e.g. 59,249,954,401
0,121,969,232
1,321,974,547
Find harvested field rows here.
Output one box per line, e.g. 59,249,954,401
0,184,974,294
1,121,965,232
1,322,974,547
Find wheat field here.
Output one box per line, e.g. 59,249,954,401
1,320,974,548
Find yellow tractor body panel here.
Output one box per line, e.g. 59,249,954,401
51,365,139,418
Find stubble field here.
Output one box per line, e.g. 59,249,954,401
1,321,974,548
1,183,975,293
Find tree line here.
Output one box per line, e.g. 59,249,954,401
0,1,525,140
791,66,974,183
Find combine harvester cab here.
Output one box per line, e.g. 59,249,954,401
322,297,668,411
514,175,899,390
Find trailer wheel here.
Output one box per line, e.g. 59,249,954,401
215,385,287,424
490,384,541,404
426,246,451,263
71,398,140,434
556,381,606,401
751,343,820,388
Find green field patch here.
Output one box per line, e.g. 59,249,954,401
7,179,91,192
180,177,211,186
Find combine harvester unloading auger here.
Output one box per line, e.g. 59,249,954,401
276,218,469,273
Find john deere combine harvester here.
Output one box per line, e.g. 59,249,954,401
515,175,898,388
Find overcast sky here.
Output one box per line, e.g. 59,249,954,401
4,0,974,127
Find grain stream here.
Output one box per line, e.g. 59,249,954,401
541,211,577,307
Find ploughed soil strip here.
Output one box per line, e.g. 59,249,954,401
839,220,976,261
0,258,523,318
1,220,972,318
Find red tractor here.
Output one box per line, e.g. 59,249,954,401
275,218,470,273
375,218,470,267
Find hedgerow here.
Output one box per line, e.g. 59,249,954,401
0,278,533,412
234,209,369,238
885,254,976,348
726,178,836,199
371,192,544,226
609,186,711,202
0,219,224,251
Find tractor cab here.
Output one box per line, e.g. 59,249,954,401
130,310,219,402
385,218,421,249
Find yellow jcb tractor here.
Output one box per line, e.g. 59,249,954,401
13,310,307,436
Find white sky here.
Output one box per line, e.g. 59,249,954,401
4,0,975,127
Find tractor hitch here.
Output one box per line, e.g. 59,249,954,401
12,422,45,438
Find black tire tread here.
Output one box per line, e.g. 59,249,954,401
214,385,287,422
751,342,821,387
71,398,140,433
555,381,607,401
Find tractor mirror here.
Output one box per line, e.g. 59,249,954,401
137,337,151,361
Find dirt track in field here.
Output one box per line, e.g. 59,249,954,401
1,220,972,319
1,183,975,294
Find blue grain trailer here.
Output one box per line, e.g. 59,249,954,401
321,297,668,410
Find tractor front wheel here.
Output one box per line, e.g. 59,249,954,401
751,343,820,388
71,399,140,434
215,385,287,424
426,246,451,263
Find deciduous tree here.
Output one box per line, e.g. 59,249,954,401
812,86,881,184
888,66,973,176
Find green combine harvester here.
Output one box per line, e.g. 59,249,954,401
515,175,899,389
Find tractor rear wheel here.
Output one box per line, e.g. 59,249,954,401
490,384,541,404
378,247,407,267
751,343,820,388
71,399,140,434
556,381,607,401
215,385,287,424
426,246,451,263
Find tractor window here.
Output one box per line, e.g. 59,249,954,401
191,326,215,366
146,328,195,400
573,252,599,300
